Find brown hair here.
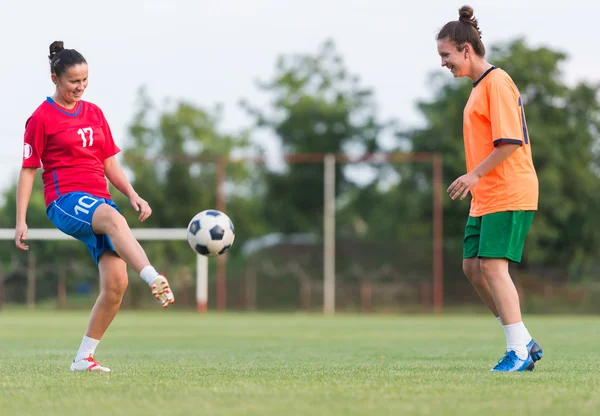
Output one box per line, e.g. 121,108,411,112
437,5,485,57
48,41,87,77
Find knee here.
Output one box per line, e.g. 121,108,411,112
98,209,128,237
462,259,484,285
103,274,128,304
479,259,505,280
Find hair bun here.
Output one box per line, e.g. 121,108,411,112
48,41,65,61
458,5,481,38
458,5,474,22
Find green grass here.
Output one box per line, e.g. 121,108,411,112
0,310,599,416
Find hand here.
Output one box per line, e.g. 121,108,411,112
447,172,481,201
15,222,29,251
129,194,152,222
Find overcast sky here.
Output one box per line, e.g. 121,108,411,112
0,0,597,202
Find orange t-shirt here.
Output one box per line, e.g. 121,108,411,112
463,67,538,217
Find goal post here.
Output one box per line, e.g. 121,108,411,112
0,228,210,312
220,152,444,314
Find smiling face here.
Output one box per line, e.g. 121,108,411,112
437,37,469,78
52,63,88,107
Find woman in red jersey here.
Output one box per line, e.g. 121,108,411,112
15,41,175,373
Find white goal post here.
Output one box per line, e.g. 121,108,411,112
0,228,209,312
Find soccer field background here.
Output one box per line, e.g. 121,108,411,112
0,310,598,416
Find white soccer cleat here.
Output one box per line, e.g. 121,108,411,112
150,275,175,308
70,355,111,372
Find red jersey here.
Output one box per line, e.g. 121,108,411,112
22,98,120,206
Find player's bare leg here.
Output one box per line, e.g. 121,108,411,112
480,257,536,370
462,258,499,317
87,252,128,339
463,258,542,364
92,204,152,273
91,203,174,307
479,258,521,324
70,251,126,372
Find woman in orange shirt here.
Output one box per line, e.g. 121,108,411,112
437,6,543,372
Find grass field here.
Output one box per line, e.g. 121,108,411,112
0,310,598,416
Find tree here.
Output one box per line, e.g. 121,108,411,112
117,88,265,269
241,39,390,234
397,38,600,280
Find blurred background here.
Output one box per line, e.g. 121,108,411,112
0,0,598,314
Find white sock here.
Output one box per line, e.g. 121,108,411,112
496,316,502,324
503,321,532,360
75,335,100,361
140,265,159,285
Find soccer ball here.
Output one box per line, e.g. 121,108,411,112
187,210,235,257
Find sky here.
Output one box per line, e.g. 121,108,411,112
0,0,597,200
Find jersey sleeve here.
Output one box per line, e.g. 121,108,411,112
22,114,46,169
488,76,524,147
99,109,121,159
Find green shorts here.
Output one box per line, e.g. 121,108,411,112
463,211,534,263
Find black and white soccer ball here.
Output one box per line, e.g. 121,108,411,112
187,210,235,257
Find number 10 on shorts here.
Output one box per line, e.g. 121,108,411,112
74,196,98,215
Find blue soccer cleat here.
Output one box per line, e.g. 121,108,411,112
527,338,543,362
490,350,534,372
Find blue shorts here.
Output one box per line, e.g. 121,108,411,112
46,192,120,265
